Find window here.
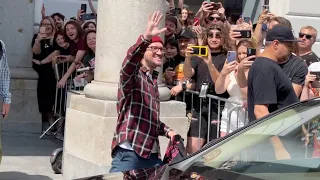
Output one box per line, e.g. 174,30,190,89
187,100,320,179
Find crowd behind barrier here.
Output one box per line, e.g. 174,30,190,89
30,1,320,174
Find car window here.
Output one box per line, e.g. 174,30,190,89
188,100,320,179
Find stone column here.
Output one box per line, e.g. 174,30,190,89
84,0,171,101
62,1,188,179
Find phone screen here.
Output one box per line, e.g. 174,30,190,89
227,51,237,63
40,27,46,34
243,16,251,23
262,23,268,32
247,48,256,57
193,17,200,26
81,4,87,13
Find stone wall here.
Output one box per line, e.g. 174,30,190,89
0,0,41,133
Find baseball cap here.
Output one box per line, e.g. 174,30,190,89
178,28,196,39
308,62,320,72
266,25,302,42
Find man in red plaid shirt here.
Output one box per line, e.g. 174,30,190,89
110,11,177,173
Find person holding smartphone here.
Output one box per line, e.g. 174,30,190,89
183,24,230,154
31,17,57,135
215,39,255,136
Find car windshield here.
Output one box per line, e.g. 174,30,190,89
187,100,320,179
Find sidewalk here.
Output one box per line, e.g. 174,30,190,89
0,131,63,180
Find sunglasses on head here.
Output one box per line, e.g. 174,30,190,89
207,16,222,21
299,33,313,39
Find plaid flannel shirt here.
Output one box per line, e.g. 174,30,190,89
111,35,171,159
0,40,11,104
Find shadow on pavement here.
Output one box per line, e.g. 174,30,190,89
1,131,63,156
0,171,53,180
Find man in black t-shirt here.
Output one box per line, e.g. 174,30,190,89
184,25,229,154
297,26,320,66
248,25,299,122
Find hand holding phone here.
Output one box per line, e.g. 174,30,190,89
310,71,320,88
233,30,251,38
193,17,200,26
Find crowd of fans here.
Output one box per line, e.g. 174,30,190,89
32,0,97,140
160,0,320,155
31,0,320,159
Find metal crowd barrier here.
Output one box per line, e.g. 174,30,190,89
39,62,91,139
177,89,248,149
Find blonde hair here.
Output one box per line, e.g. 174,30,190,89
301,26,318,38
39,16,56,46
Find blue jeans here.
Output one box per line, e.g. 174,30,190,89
109,146,163,173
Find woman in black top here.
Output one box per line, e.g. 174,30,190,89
31,16,57,134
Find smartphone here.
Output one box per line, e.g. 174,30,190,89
247,48,256,61
193,17,200,26
262,23,268,32
233,30,251,38
82,13,96,21
212,3,220,10
81,4,87,13
263,5,270,13
170,8,181,16
247,48,256,57
243,16,251,23
40,27,46,34
227,51,237,63
311,71,320,81
190,46,208,57
311,71,320,88
206,0,211,2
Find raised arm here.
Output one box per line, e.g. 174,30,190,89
121,11,167,93
215,61,237,94
88,0,97,15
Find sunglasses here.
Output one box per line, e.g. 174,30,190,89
207,16,222,21
299,33,313,39
208,32,222,39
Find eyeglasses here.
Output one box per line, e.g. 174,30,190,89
207,16,222,22
299,33,313,39
147,46,166,54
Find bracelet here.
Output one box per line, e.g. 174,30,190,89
141,35,151,44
